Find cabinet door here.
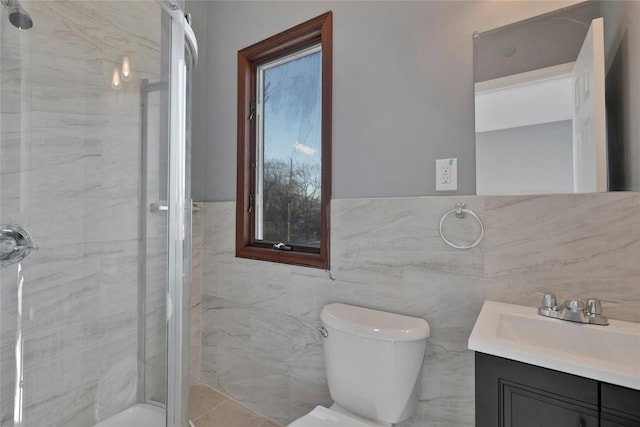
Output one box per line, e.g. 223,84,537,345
601,418,640,427
503,381,599,427
601,383,640,426
476,353,599,427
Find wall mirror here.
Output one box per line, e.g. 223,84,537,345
474,1,639,195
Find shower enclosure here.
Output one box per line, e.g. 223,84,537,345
0,1,195,426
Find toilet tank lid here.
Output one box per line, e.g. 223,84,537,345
320,303,430,342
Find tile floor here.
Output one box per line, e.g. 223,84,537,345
189,384,281,427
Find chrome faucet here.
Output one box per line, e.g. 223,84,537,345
538,293,609,326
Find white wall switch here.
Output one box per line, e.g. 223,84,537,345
436,158,457,191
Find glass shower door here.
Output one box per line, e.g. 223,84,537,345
0,1,190,426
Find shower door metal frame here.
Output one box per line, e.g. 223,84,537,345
162,3,189,426
138,78,169,408
140,3,193,425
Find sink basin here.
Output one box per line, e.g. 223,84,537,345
469,300,640,390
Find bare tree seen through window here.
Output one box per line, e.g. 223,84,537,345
261,48,322,245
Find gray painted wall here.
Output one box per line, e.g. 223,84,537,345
187,0,579,201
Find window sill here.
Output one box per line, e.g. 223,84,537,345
236,245,328,269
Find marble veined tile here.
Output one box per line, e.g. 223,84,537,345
0,0,165,425
406,329,475,427
199,193,640,426
145,351,167,403
208,256,291,313
190,301,202,385
27,342,137,426
202,295,251,355
249,307,325,386
17,262,102,333
288,376,331,423
287,269,344,322
22,382,97,427
17,195,139,262
8,1,162,116
482,193,640,321
240,361,290,425
98,255,138,315
201,347,265,407
484,193,639,277
192,203,204,308
332,197,485,276
61,313,137,362
93,355,138,422
19,329,136,414
401,268,488,330
202,201,236,257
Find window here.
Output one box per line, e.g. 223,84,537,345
236,12,332,269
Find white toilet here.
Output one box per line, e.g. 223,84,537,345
288,303,430,427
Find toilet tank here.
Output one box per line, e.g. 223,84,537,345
320,303,430,424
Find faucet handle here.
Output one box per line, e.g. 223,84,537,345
565,299,586,312
587,298,603,315
538,293,560,318
586,298,609,326
541,293,557,310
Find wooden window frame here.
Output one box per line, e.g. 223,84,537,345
236,11,332,269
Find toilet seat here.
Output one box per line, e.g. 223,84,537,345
287,405,374,427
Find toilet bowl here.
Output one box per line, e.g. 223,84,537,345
288,303,430,427
288,404,390,427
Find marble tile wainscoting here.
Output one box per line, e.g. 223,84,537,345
195,192,640,427
190,202,204,386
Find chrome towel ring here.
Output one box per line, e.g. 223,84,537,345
439,203,484,250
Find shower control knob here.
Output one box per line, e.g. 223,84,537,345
0,224,38,266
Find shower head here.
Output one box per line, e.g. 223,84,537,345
2,0,32,30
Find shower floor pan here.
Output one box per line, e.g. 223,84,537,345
94,404,164,427
93,403,195,427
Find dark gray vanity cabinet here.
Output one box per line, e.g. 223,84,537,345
601,383,640,427
476,353,640,427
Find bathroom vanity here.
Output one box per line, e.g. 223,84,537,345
475,352,640,427
469,301,640,427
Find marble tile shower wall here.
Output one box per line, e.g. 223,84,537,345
199,192,640,427
190,202,204,386
0,2,163,426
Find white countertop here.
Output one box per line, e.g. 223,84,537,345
468,300,640,390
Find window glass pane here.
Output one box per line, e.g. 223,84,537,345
259,49,322,246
